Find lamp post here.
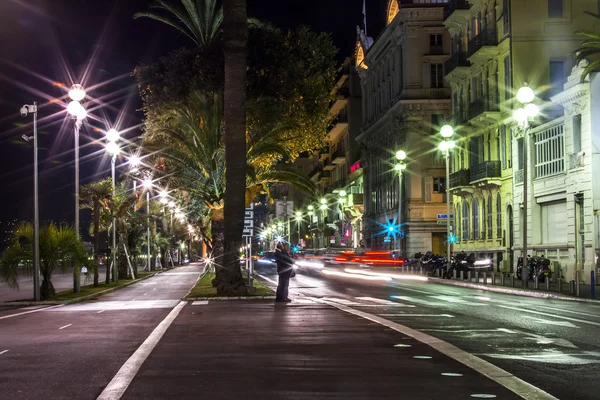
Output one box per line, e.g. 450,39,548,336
295,211,302,247
307,205,314,249
106,129,121,283
394,150,407,255
320,198,327,248
142,178,153,271
514,85,539,287
338,191,347,247
67,84,87,239
439,125,456,271
21,103,40,301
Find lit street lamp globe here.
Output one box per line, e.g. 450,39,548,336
516,86,535,104
339,190,347,197
440,125,454,138
106,141,121,156
395,150,407,161
320,198,327,205
106,128,120,143
67,101,87,120
68,84,86,102
525,103,539,118
142,178,152,189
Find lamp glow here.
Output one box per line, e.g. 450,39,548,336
395,150,407,160
514,108,527,125
320,198,327,204
68,84,86,101
67,101,86,119
339,190,347,197
308,205,314,211
142,178,152,189
106,141,121,156
168,201,176,208
439,140,456,152
440,125,454,138
516,86,535,104
106,128,120,143
525,103,539,118
129,155,141,167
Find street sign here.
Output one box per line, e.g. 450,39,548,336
244,210,254,219
437,214,454,220
384,237,391,243
244,219,253,228
245,203,254,211
242,228,253,237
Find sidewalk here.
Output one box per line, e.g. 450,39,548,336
121,300,520,400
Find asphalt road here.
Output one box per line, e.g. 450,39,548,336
0,264,203,400
255,261,600,400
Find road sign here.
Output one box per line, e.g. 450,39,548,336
244,219,253,228
384,237,391,243
437,214,454,220
245,203,254,211
242,228,253,237
244,210,254,219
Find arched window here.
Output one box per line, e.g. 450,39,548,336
496,194,502,238
387,0,400,25
473,198,480,240
462,202,470,241
487,194,493,239
481,197,486,240
356,42,368,69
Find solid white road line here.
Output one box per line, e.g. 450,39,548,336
497,304,600,327
96,301,187,400
315,298,559,400
256,273,278,285
59,324,72,330
0,304,63,321
378,313,454,318
191,301,208,305
355,296,414,307
0,350,8,356
97,310,106,314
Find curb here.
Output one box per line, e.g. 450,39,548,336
427,277,600,304
3,271,159,307
185,296,277,301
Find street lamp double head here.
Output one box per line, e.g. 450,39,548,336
514,86,539,128
438,125,455,269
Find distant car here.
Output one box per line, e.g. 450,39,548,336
257,251,277,265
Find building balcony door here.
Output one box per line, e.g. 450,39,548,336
507,205,514,272
432,233,445,255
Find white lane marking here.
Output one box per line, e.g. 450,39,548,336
315,298,559,400
144,293,148,296
379,313,454,318
0,304,63,320
321,297,362,306
0,350,8,356
97,310,106,314
523,316,579,328
191,301,208,305
160,272,201,276
497,304,600,327
291,298,316,304
430,295,488,306
47,300,181,312
390,295,446,307
255,273,278,285
97,301,187,400
59,324,72,330
355,296,414,307
537,305,600,319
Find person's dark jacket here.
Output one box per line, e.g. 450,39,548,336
275,248,294,275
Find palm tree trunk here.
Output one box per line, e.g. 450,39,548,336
210,208,225,285
93,201,100,287
220,0,248,296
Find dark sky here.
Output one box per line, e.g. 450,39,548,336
0,0,387,237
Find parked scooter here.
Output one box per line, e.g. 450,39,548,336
517,255,551,282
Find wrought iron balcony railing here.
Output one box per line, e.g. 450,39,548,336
468,28,498,57
449,169,471,189
444,52,470,75
470,161,501,182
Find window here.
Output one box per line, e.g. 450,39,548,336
482,197,486,240
431,64,444,88
508,126,513,168
462,202,470,241
500,125,507,169
502,0,510,35
487,194,493,239
534,123,565,178
433,177,446,193
573,114,582,153
504,56,512,103
430,34,443,54
548,0,564,18
471,13,482,38
496,194,502,238
456,204,461,243
473,198,480,240
541,201,567,243
549,61,565,97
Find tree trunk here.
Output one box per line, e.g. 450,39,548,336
93,201,100,287
221,0,248,296
105,230,111,284
210,208,225,286
40,268,55,300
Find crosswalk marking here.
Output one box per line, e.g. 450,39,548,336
355,297,414,307
46,300,181,312
322,297,362,306
390,295,446,306
292,298,317,304
430,295,488,306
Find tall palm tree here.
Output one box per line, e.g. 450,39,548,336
143,92,316,286
0,223,89,300
80,178,112,287
222,0,248,296
134,0,223,47
574,12,600,81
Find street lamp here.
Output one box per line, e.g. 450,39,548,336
439,125,456,271
320,198,327,248
514,85,539,287
142,177,153,271
21,103,40,301
395,150,407,255
308,205,314,248
106,134,121,283
67,84,87,242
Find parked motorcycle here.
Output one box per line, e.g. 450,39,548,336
516,255,551,282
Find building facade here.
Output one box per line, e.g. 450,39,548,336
446,0,599,270
357,0,452,255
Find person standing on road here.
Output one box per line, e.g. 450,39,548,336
275,242,294,303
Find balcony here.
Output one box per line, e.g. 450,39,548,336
449,169,474,196
470,161,501,187
468,29,498,58
451,110,467,126
444,52,470,76
308,166,322,179
444,0,470,20
323,158,335,170
469,98,499,121
332,148,347,164
319,170,332,183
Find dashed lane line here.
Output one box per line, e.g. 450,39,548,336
314,298,559,400
97,310,106,314
355,296,415,307
255,273,278,285
0,304,63,320
97,301,187,400
497,304,600,327
0,350,8,356
378,313,454,318
59,324,72,330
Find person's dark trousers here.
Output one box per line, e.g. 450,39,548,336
276,271,291,301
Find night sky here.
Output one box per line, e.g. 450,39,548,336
0,0,387,239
